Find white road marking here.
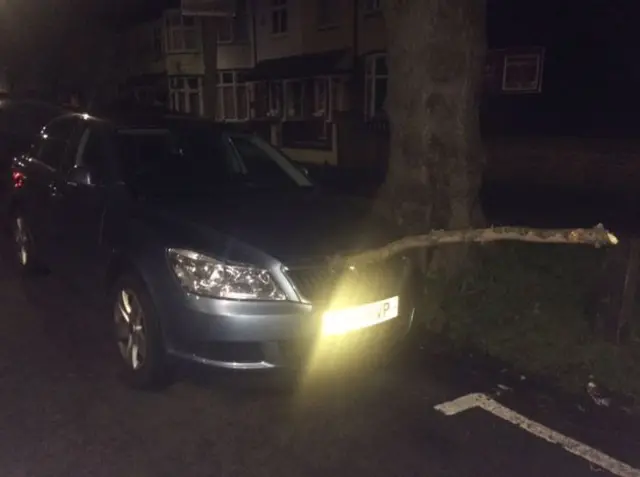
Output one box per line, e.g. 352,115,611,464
435,393,640,477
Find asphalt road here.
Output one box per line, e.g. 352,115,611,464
0,242,638,477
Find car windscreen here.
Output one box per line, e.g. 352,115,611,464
114,124,311,198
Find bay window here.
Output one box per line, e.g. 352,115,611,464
169,76,203,116
282,77,340,120
314,78,328,116
216,71,249,121
249,82,269,118
248,76,344,124
269,81,283,117
247,81,284,119
284,80,304,119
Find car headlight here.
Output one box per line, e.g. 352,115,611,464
166,248,286,301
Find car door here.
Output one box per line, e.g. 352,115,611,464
48,122,115,297
19,116,79,264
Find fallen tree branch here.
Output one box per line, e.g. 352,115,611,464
330,224,619,268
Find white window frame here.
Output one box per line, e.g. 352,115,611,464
268,81,283,117
168,76,204,116
364,53,387,119
330,76,347,113
312,77,331,120
165,12,200,53
216,71,249,121
362,0,382,14
502,53,543,93
313,79,330,139
271,0,288,35
283,79,305,120
247,81,268,119
250,77,341,122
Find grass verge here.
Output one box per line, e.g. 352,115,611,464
421,242,640,403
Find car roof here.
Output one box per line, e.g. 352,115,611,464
0,99,71,137
47,107,244,134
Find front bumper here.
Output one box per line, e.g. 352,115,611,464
143,249,419,371
156,268,417,370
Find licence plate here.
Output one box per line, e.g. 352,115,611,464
321,296,400,336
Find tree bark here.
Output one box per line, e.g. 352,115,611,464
592,237,640,343
383,0,487,292
384,0,486,233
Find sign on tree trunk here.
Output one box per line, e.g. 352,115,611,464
181,0,235,16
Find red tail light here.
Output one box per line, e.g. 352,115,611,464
12,171,25,189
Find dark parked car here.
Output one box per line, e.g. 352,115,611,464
0,100,69,219
6,110,416,389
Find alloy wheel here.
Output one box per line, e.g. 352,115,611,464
114,288,147,370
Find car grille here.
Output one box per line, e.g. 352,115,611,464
285,256,409,305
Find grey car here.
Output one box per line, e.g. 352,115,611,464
8,110,416,389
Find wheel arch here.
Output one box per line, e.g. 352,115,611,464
104,251,167,332
105,252,144,296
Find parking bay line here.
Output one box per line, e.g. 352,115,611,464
434,393,640,477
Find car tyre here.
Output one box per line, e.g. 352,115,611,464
111,272,171,391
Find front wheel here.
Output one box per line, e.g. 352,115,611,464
111,273,170,390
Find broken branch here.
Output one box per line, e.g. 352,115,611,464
331,224,619,268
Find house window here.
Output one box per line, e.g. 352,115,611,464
217,0,249,43
217,18,233,43
216,71,249,121
317,0,338,28
271,0,288,35
269,81,283,117
284,80,304,119
313,78,328,116
364,53,388,119
502,53,543,93
331,77,342,112
282,78,332,120
362,0,382,14
166,12,199,52
169,76,203,115
249,82,270,118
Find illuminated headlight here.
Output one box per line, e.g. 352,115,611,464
166,248,286,301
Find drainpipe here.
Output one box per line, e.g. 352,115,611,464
352,0,359,63
351,0,360,124
201,17,218,118
251,0,258,66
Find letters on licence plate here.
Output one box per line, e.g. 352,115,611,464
321,296,399,336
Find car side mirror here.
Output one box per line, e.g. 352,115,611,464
67,165,93,186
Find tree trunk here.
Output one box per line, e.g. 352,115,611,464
384,0,486,282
